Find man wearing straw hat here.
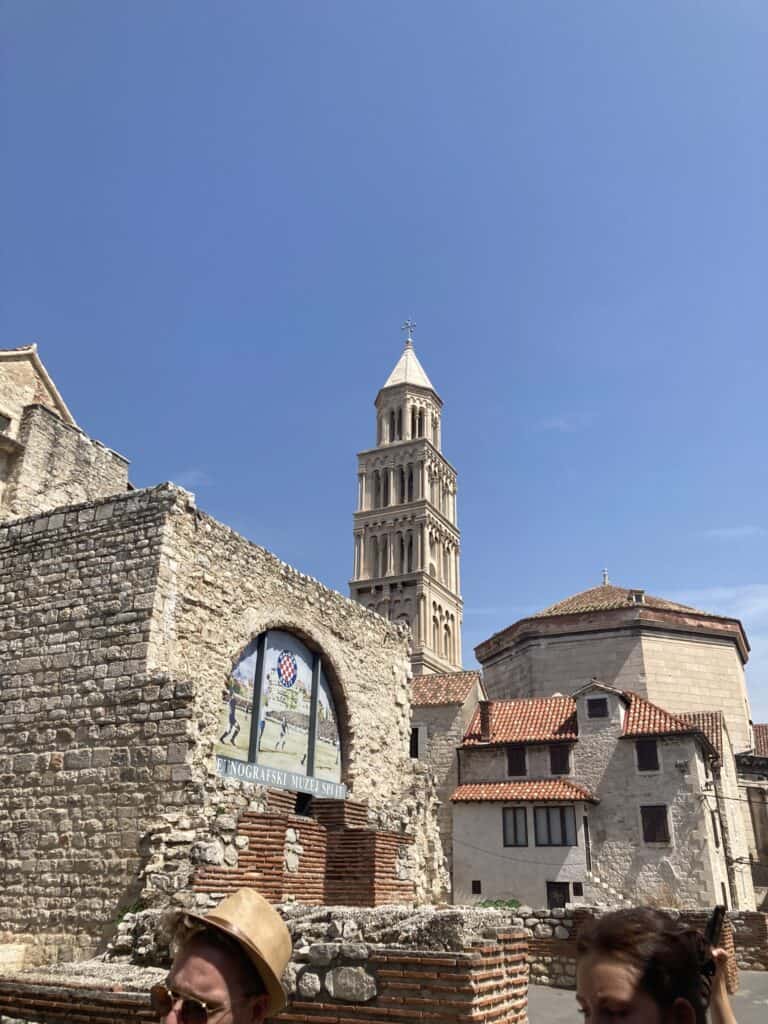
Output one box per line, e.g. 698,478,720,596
150,888,292,1024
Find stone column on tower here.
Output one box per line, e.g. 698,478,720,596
349,325,463,675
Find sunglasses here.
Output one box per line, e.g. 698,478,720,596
149,982,230,1024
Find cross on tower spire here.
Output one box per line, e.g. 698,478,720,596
401,319,416,346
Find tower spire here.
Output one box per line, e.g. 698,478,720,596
350,327,463,675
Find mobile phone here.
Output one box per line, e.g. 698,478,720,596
704,904,726,947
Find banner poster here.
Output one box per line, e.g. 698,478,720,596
214,639,258,761
315,671,342,783
255,630,312,776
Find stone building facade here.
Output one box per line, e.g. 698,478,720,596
0,346,129,518
476,583,754,756
451,681,755,910
350,331,463,674
411,671,484,891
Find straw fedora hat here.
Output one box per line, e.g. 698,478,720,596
174,888,292,1016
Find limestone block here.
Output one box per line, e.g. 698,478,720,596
298,971,322,998
308,943,339,966
325,966,377,1002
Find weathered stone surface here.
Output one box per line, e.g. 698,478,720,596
0,482,444,962
325,966,377,1002
308,943,339,966
297,970,322,998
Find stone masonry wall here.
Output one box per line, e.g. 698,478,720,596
412,685,479,892
0,906,529,1024
151,492,446,900
4,405,129,520
0,483,446,966
0,486,182,965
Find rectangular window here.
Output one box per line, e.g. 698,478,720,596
471,879,482,895
573,882,584,897
641,805,670,843
550,745,570,775
410,725,426,759
587,698,608,718
0,413,9,433
502,807,528,847
534,806,577,847
636,739,659,772
506,745,527,776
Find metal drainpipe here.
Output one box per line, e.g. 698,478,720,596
713,763,738,908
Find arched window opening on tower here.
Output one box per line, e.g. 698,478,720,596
410,407,416,438
407,468,414,502
369,536,379,579
372,470,381,509
382,471,390,506
389,410,396,442
215,630,343,789
381,537,389,576
418,409,425,437
432,616,439,652
396,408,403,440
398,535,406,574
407,533,414,573
444,624,452,660
398,468,405,504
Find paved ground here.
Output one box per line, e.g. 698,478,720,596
528,971,768,1023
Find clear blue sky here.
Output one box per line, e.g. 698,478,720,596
2,3,767,718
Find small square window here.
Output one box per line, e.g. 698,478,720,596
587,698,608,719
636,739,659,771
471,880,482,895
573,882,584,897
641,805,670,844
506,745,527,776
550,745,570,775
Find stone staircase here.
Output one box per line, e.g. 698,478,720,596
581,869,633,909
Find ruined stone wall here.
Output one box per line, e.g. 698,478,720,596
0,486,184,965
3,405,129,520
150,494,445,901
0,353,63,436
0,484,445,967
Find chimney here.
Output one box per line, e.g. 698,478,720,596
479,700,492,743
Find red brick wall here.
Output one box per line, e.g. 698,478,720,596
194,792,415,907
279,932,528,1024
0,933,530,1024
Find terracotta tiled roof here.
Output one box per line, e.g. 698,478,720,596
754,724,768,757
463,696,577,745
451,780,597,803
622,692,699,739
679,711,724,760
533,584,707,618
412,671,480,707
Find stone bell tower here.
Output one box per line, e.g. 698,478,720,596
350,323,463,674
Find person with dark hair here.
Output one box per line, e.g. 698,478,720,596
576,907,736,1024
151,888,292,1024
